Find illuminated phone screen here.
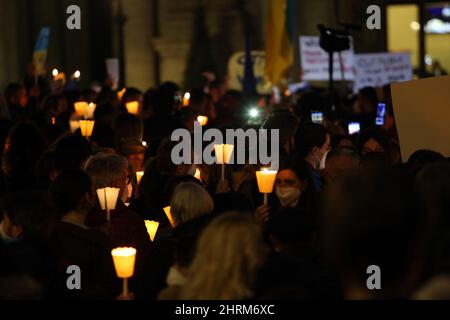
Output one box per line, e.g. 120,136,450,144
311,111,323,124
376,103,386,126
348,122,361,135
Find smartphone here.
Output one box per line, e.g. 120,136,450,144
375,103,386,126
311,111,323,124
348,122,361,135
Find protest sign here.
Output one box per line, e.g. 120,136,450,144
299,36,355,81
391,76,450,161
353,52,413,92
105,58,120,90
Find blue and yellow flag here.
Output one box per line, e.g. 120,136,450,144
32,27,50,76
265,0,296,85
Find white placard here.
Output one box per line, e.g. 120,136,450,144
105,58,120,90
353,52,413,92
299,36,355,81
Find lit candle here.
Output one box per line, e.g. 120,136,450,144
74,102,88,117
163,206,175,228
111,247,136,297
183,92,190,107
255,168,278,205
144,220,159,242
194,168,202,181
126,101,139,115
117,88,126,102
197,115,208,126
96,187,120,222
52,68,59,79
84,102,96,119
136,171,144,185
214,144,234,180
78,120,95,138
74,70,81,80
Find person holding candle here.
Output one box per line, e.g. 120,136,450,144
48,170,119,299
84,153,151,277
255,158,315,224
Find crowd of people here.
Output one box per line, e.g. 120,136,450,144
0,69,449,300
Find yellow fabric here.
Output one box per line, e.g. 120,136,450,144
265,0,294,85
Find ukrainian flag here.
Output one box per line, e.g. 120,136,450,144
265,0,296,86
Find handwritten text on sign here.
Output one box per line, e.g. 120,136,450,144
299,36,355,81
353,52,413,92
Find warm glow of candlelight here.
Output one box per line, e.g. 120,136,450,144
144,220,159,242
111,247,136,278
84,103,96,119
96,187,120,211
52,68,59,77
183,92,190,107
136,171,144,184
214,144,234,164
197,115,208,126
163,206,175,227
117,88,126,102
194,168,201,181
78,120,95,137
74,102,88,117
69,120,80,133
255,169,278,193
126,101,139,115
74,70,81,79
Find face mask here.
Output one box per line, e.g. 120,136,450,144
275,186,301,207
0,221,19,245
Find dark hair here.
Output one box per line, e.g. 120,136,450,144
294,122,329,157
49,170,92,215
326,146,360,162
322,167,425,297
4,83,24,103
3,122,47,190
114,113,143,151
213,191,253,215
262,110,299,146
54,135,92,172
0,191,54,238
357,128,390,155
278,156,311,183
407,149,445,176
121,87,142,103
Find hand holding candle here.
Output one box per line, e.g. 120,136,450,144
256,168,277,205
144,220,159,241
111,247,136,297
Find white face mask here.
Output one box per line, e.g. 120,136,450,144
275,186,301,207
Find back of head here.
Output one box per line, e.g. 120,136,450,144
49,170,92,217
262,110,299,147
180,212,266,299
83,152,128,188
1,191,53,239
295,122,329,158
407,149,445,177
322,166,425,298
4,83,23,105
171,182,213,226
114,113,143,149
54,135,92,172
293,90,325,123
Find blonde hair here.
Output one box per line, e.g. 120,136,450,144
171,182,213,226
179,212,267,300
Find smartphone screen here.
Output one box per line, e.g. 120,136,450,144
348,122,361,135
311,111,323,124
375,103,386,126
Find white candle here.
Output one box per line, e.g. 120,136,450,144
144,220,159,242
255,168,278,205
84,102,96,119
163,206,175,228
136,171,144,185
126,101,139,115
197,115,208,126
111,247,137,296
96,187,120,222
78,120,95,138
214,144,234,180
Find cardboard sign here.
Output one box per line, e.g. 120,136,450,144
391,76,450,161
228,51,272,95
299,36,355,81
354,52,413,92
32,27,50,75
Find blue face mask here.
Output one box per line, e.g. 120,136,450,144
0,221,19,245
